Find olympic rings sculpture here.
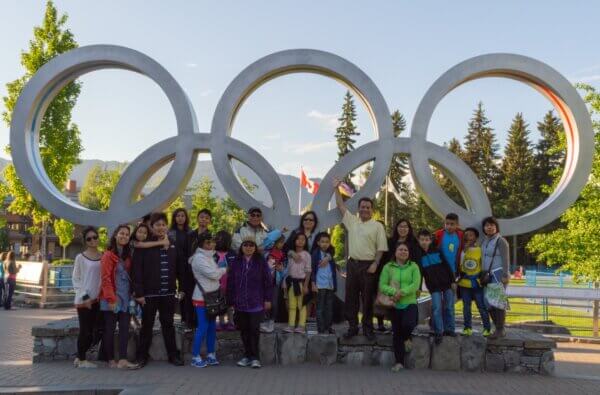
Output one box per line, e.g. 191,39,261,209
9,45,594,236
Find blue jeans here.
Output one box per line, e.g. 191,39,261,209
192,306,216,357
431,288,455,334
460,286,491,331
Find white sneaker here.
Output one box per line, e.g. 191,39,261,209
237,357,251,367
250,359,262,369
260,320,274,333
77,360,98,368
73,357,80,367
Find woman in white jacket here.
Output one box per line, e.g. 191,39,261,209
190,233,226,368
72,227,103,368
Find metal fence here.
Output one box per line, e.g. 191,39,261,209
524,269,595,288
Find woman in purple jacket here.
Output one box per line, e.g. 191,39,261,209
227,238,273,369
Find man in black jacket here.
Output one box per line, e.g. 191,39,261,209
134,212,184,367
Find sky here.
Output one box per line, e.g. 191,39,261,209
1,0,599,180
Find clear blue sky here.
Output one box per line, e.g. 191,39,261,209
1,0,599,179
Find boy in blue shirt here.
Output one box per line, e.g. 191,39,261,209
434,213,464,277
311,232,337,334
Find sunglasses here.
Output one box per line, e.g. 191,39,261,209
249,213,262,218
242,242,256,248
86,235,99,242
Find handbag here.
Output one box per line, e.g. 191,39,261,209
479,239,500,286
194,277,228,317
375,277,400,308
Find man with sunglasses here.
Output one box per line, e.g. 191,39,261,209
231,207,269,252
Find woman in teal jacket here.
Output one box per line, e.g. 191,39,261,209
379,241,421,372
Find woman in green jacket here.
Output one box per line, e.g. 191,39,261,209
379,241,421,372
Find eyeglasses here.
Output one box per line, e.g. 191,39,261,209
249,213,262,218
86,235,99,242
303,217,315,222
242,242,256,248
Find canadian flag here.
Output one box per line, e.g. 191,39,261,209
300,168,320,195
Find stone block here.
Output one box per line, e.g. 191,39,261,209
277,332,307,365
405,336,430,369
503,349,521,370
260,333,277,365
540,351,555,376
41,337,57,355
375,334,393,347
306,334,337,365
342,351,371,366
431,336,460,371
485,352,505,372
57,336,77,357
523,339,555,349
460,335,486,372
486,335,523,348
520,355,541,371
339,335,376,346
371,350,395,367
148,332,169,361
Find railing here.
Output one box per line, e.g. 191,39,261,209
15,261,74,307
523,269,594,288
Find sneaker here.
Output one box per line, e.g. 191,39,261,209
117,359,139,370
434,334,443,345
206,355,219,366
73,357,80,368
489,328,506,339
237,357,252,367
250,359,262,369
462,328,473,336
391,363,404,372
404,339,413,354
108,360,118,369
294,327,305,334
260,320,274,333
482,329,491,337
283,326,295,333
191,357,207,368
77,360,97,369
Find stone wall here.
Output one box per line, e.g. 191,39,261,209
32,320,554,375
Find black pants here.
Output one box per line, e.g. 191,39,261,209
489,307,506,331
345,259,377,333
235,311,262,360
316,289,334,333
137,296,178,360
76,302,102,360
103,311,130,361
391,304,418,365
180,279,196,328
4,278,16,310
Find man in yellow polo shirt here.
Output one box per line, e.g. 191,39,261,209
334,177,388,340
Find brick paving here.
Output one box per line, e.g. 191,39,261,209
1,308,600,394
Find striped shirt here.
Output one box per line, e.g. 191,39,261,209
159,249,170,295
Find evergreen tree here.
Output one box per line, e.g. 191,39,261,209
2,1,82,233
389,110,409,193
334,91,360,187
500,113,536,217
527,84,600,282
534,110,565,198
462,102,501,210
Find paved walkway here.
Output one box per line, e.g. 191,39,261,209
1,308,600,394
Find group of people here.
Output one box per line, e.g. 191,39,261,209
69,177,510,372
331,177,510,372
0,251,21,310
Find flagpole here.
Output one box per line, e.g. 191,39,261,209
298,167,302,215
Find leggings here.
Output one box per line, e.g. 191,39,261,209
192,306,216,357
288,287,307,328
103,311,130,361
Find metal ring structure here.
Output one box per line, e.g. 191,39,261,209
409,53,594,235
9,46,595,235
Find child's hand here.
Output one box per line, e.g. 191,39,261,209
501,275,510,285
161,236,170,249
264,301,272,310
319,259,329,268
